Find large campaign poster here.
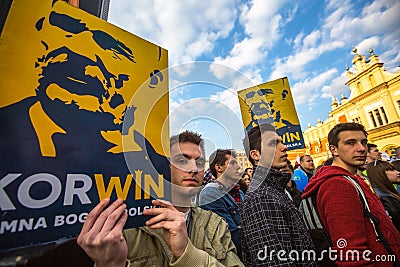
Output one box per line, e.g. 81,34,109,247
0,0,170,250
238,77,305,150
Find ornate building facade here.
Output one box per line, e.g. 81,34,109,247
289,49,400,166
235,150,253,172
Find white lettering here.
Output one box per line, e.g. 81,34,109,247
54,213,88,227
257,246,267,261
1,217,47,233
34,217,47,230
64,174,92,206
18,173,61,209
0,220,17,233
54,215,64,227
0,174,21,211
18,218,34,231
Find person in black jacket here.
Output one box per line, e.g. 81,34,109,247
367,160,400,233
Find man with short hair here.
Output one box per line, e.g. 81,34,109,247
244,167,253,177
367,143,382,163
240,124,316,266
78,131,244,267
292,155,314,191
303,122,400,265
199,149,244,257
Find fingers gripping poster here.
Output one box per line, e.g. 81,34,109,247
0,0,170,250
238,77,305,150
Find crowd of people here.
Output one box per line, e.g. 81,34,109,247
77,122,400,266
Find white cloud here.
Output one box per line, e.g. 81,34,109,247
108,0,238,65
269,40,344,81
270,0,400,115
291,68,338,106
355,37,380,55
211,0,290,78
169,98,245,152
320,71,349,99
210,89,241,117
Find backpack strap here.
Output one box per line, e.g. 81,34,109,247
342,176,398,263
299,193,324,230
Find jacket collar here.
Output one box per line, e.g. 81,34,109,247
251,165,291,190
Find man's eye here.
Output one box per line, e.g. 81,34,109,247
175,158,188,164
196,161,205,168
268,141,277,146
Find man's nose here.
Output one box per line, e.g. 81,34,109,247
357,142,367,151
187,160,199,174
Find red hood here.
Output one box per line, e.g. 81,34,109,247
302,165,357,198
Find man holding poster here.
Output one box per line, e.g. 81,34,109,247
78,131,244,267
0,0,170,251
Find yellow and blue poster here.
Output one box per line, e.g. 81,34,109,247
0,0,170,250
238,77,305,150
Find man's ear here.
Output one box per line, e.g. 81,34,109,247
249,150,260,163
329,145,338,157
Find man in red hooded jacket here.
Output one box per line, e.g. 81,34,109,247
303,122,400,266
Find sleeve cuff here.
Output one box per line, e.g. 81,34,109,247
169,240,209,267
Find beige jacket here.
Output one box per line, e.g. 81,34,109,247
123,207,244,267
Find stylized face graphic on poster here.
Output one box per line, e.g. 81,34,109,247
238,77,305,150
0,0,170,250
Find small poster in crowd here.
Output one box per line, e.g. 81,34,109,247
238,77,305,150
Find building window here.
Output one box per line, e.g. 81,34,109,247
369,111,377,127
369,107,388,127
352,117,362,124
357,82,362,93
369,74,376,87
374,109,383,125
380,107,388,123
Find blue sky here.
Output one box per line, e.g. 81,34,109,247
108,0,400,155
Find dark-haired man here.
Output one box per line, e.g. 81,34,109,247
78,131,244,267
244,167,254,177
240,124,315,266
366,143,382,164
303,122,400,265
292,155,314,191
199,149,244,258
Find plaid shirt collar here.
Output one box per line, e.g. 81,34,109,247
252,165,291,190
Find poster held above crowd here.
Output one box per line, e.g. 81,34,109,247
238,77,305,150
0,0,170,255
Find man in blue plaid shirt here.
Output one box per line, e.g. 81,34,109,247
240,124,316,266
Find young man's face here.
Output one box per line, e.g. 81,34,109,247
330,130,368,171
258,131,288,170
170,141,205,190
368,147,382,162
217,154,240,181
300,156,315,172
246,168,253,176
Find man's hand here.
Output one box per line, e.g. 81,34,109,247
143,199,189,259
77,198,128,267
